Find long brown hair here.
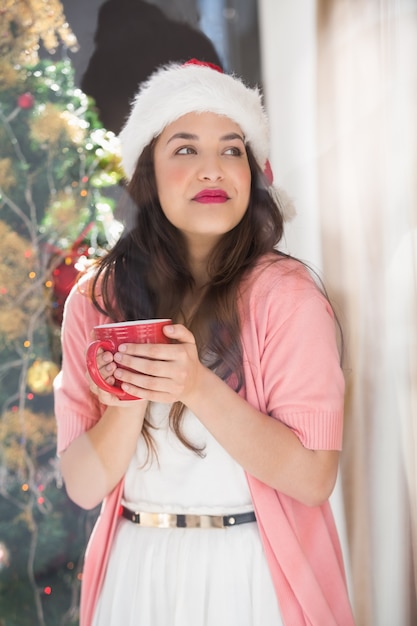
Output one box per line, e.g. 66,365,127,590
91,140,285,455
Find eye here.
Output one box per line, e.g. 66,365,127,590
223,146,244,156
175,146,197,155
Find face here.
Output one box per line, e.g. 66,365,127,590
153,111,251,250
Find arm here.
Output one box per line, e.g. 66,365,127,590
54,274,148,510
60,394,148,510
175,360,339,507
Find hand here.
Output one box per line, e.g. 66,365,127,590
111,324,204,404
86,347,144,406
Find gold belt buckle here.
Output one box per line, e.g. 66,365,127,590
138,512,178,528
184,514,224,529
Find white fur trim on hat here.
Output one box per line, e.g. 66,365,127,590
119,61,269,179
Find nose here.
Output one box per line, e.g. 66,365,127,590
197,155,224,182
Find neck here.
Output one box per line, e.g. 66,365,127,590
185,236,218,289
191,262,209,290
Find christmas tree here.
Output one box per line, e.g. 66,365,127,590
0,2,123,624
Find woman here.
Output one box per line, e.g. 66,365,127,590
54,60,355,626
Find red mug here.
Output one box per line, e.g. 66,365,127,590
86,318,172,400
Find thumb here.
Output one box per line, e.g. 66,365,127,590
163,323,196,344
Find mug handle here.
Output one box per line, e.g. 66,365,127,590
86,340,130,399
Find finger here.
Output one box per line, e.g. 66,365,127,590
116,324,196,358
119,378,178,404
114,343,186,370
114,356,168,379
114,361,191,401
99,360,117,383
88,374,144,406
115,367,170,391
116,340,195,364
163,323,196,344
97,349,115,367
85,355,117,392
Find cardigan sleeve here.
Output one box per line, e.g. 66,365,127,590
240,258,345,451
53,272,108,455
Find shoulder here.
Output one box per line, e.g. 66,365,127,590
62,266,111,331
240,253,326,311
238,254,337,346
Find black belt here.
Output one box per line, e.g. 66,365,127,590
120,506,256,529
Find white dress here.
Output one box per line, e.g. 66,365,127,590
92,402,283,626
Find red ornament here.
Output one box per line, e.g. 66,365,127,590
46,224,94,326
17,92,35,109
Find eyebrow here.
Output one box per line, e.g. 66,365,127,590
166,131,245,144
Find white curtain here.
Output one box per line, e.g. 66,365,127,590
258,1,417,625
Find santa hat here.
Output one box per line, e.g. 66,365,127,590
119,59,295,220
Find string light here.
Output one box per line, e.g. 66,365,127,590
0,542,10,569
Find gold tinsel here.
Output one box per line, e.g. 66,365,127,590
0,0,78,66
0,220,43,346
0,408,57,472
30,103,86,146
0,61,22,89
0,158,16,191
45,188,88,233
0,220,35,302
0,309,28,344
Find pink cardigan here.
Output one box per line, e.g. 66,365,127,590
54,255,355,626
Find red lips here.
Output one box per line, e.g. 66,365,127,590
193,189,229,203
